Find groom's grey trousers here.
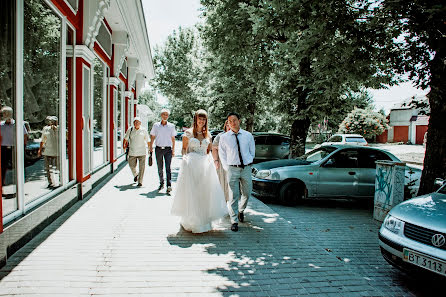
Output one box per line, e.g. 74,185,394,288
227,165,252,224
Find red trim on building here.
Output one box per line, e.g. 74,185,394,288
119,73,128,90
125,97,129,132
67,57,74,181
109,85,116,162
93,42,112,69
75,57,91,183
51,0,82,33
0,133,2,232
103,17,113,35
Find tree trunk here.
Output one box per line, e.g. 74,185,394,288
418,48,446,195
245,101,255,132
289,117,311,158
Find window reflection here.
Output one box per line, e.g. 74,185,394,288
93,57,106,168
66,26,74,181
1,0,18,217
23,0,61,203
117,83,123,155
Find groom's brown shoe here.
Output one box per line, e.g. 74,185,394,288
238,212,244,223
231,223,238,232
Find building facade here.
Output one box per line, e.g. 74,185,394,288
0,0,154,265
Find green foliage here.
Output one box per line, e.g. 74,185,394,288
338,108,389,140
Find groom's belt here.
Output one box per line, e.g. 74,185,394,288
229,163,252,168
156,146,171,149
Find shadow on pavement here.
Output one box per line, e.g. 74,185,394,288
113,184,136,191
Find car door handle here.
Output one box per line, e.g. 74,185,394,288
348,171,356,175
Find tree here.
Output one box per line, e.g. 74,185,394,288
152,27,209,128
201,0,273,132
338,108,389,140
374,1,445,194
241,0,402,157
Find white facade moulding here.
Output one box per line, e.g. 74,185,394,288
136,73,146,96
112,31,129,78
108,77,120,87
125,91,133,99
127,57,138,89
83,0,110,50
74,45,96,65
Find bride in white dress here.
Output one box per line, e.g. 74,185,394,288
171,109,228,233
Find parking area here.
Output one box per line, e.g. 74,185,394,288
268,199,443,297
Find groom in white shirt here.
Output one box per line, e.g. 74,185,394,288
218,112,255,232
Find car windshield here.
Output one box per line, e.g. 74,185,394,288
296,146,337,163
345,137,366,143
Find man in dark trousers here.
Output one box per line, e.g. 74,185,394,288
149,109,176,193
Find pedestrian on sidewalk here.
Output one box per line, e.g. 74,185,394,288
212,120,231,201
171,109,227,233
149,109,176,193
123,117,149,187
218,112,255,232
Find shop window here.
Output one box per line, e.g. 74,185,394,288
92,57,108,169
66,26,75,181
121,59,127,78
0,0,18,217
117,83,124,155
23,0,62,204
96,22,112,58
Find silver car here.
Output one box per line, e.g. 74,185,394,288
379,180,446,277
253,133,290,162
252,145,420,205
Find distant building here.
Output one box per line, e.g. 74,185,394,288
376,96,429,144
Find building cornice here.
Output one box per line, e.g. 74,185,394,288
74,45,96,64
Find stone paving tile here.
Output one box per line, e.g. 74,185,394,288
0,147,440,296
269,200,443,297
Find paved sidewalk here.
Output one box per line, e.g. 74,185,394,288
0,152,433,296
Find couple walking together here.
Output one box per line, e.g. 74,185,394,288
171,110,255,233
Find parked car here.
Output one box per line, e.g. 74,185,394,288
93,129,103,147
210,130,223,142
252,145,420,205
253,132,290,162
25,130,42,165
319,134,368,147
175,131,184,140
379,179,446,277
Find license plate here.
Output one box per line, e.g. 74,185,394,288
403,248,446,276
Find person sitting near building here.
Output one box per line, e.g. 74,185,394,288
123,117,150,187
38,116,59,188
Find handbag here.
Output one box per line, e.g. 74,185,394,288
148,152,153,166
125,127,133,160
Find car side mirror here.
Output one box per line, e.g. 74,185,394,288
323,159,335,168
434,178,445,187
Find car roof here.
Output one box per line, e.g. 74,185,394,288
323,144,400,160
253,132,289,137
331,134,365,138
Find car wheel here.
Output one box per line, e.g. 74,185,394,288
279,181,306,206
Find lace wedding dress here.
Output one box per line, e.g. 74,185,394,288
171,131,228,233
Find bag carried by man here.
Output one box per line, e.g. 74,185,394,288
125,127,133,160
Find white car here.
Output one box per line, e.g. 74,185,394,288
321,134,368,147
379,179,446,277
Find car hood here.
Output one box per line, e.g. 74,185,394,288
253,159,311,170
390,193,446,232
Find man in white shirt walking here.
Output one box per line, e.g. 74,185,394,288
123,117,150,187
149,109,176,193
218,112,255,232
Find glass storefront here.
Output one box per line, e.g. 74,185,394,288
117,83,124,155
92,57,107,168
0,0,18,217
23,0,62,204
66,26,75,181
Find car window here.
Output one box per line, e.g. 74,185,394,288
330,149,359,168
327,135,342,142
297,146,337,163
359,150,392,168
266,135,286,145
254,136,268,145
345,137,367,143
280,137,290,145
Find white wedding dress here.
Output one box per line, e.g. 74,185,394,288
171,132,228,233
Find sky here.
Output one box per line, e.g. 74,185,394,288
141,0,429,113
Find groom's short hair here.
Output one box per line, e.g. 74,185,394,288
226,112,240,120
